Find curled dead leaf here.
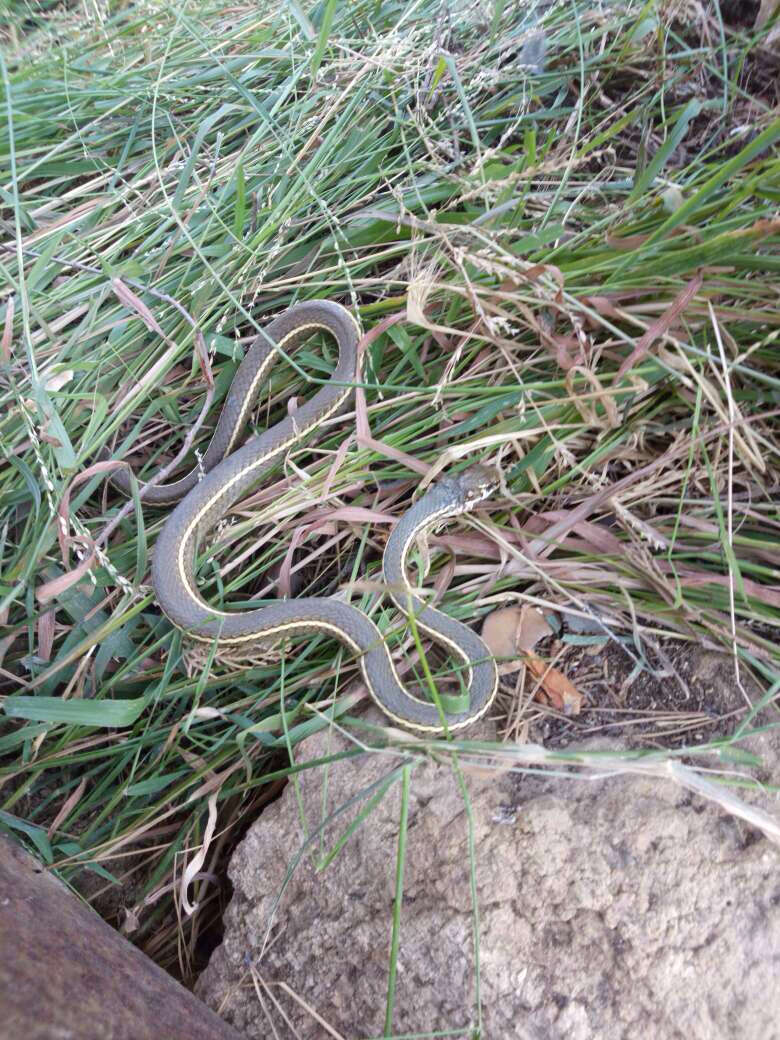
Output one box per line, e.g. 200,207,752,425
515,606,554,651
482,605,582,714
481,605,553,674
111,278,165,337
526,653,583,716
481,607,521,674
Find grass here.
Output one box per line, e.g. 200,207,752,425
1,0,779,1031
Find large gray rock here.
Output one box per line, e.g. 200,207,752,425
197,712,780,1039
0,835,243,1040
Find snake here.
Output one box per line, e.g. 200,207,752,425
118,300,498,732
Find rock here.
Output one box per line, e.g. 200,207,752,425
197,712,780,1039
0,835,243,1040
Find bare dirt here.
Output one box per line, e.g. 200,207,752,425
527,639,764,751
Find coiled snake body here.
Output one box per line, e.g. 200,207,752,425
122,300,498,732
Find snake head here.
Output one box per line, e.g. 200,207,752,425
452,464,500,511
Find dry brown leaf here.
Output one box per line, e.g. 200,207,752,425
526,653,583,716
39,429,64,448
606,230,651,251
47,777,86,839
432,551,455,602
481,605,553,675
37,609,56,661
482,607,582,713
524,511,623,555
354,312,430,476
548,332,584,371
481,606,522,673
617,272,703,379
36,535,97,604
516,605,554,651
581,294,622,321
111,278,165,338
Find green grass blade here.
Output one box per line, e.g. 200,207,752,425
311,0,337,81
3,696,148,727
384,763,410,1037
